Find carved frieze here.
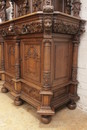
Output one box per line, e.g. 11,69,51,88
53,20,79,34
21,21,43,34
0,20,43,37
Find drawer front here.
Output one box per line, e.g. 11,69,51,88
5,75,14,90
21,83,41,102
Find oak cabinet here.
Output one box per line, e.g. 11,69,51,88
0,0,85,124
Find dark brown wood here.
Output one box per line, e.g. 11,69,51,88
0,0,85,124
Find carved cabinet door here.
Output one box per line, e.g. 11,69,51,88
20,38,43,85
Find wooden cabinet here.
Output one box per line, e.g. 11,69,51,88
0,0,85,124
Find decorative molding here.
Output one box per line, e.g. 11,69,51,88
53,20,79,34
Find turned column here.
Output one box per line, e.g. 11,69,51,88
14,39,23,106
1,41,8,93
68,34,80,110
1,41,5,79
37,0,55,124
15,40,20,80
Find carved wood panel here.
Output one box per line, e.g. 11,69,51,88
21,41,41,83
5,42,15,76
0,44,1,71
53,38,73,85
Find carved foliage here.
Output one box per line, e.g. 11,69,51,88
21,83,41,101
0,21,43,37
18,0,30,16
72,0,81,17
33,0,42,12
0,1,6,22
53,20,79,34
21,21,43,34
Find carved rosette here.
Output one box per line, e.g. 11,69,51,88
72,0,81,17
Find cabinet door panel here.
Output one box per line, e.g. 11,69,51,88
53,40,73,85
5,41,15,76
21,39,42,84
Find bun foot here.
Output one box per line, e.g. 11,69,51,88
1,87,8,93
14,97,23,106
67,101,76,110
41,115,51,124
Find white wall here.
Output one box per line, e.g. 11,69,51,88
77,0,87,112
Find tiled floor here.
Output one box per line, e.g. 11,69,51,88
0,86,87,130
